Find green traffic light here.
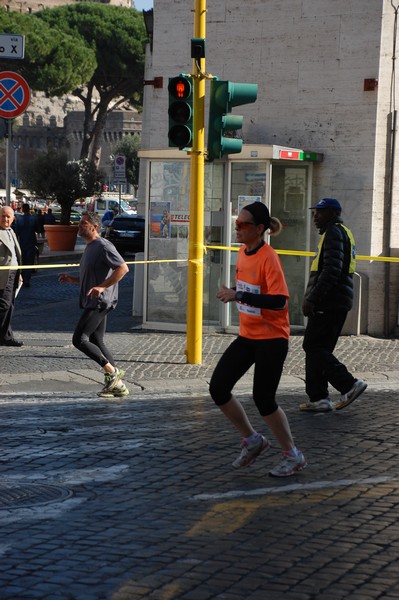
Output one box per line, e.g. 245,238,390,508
207,80,258,161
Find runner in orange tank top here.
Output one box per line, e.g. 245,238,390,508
209,202,307,477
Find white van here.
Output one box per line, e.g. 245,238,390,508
85,197,135,216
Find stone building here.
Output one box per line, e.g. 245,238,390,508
0,91,142,189
0,0,131,13
137,0,399,337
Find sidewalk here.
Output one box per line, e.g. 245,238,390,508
2,329,399,396
5,239,399,395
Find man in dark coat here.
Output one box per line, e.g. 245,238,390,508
13,203,39,288
299,198,367,412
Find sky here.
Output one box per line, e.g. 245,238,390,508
134,0,153,10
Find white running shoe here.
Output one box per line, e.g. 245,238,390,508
102,367,125,392
97,383,129,398
299,398,333,412
269,451,307,477
232,434,270,469
335,379,367,411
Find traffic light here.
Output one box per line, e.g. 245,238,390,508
207,80,258,161
168,75,193,149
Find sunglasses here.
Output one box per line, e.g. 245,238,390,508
235,220,256,230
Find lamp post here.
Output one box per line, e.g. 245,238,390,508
13,144,19,189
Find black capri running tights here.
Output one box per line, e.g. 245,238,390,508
209,336,288,416
72,307,115,368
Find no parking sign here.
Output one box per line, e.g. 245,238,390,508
0,71,30,119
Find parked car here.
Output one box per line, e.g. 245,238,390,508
104,214,145,255
52,210,82,225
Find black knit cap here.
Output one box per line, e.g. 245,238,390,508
243,202,271,230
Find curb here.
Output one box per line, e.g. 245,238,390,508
0,370,398,396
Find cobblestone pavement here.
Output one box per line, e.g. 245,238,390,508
0,261,398,599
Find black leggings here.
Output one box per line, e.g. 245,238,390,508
302,309,355,400
72,308,115,368
209,336,288,416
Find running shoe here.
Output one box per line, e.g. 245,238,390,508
232,434,270,469
97,383,129,398
335,379,367,411
102,367,125,392
269,451,307,477
299,398,333,412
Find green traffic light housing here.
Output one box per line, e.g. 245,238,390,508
168,76,193,149
207,80,258,161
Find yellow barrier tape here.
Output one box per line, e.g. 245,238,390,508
0,246,398,272
204,245,399,263
0,258,188,271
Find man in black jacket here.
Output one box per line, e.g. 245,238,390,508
299,198,367,412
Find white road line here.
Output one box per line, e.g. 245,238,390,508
192,475,397,501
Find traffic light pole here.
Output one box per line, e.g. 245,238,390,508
186,0,206,364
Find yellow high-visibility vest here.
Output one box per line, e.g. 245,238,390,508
310,223,356,273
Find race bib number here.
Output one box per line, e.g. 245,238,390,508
236,279,261,316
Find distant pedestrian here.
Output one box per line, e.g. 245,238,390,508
101,207,118,229
43,208,56,226
13,203,39,288
101,208,119,237
58,211,129,398
0,206,23,346
299,198,367,412
36,209,45,237
209,202,307,477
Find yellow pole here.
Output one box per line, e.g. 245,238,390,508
186,0,206,364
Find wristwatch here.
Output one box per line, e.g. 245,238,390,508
235,291,244,302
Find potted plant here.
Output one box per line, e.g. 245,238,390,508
22,149,100,251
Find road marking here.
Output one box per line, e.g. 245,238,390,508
187,476,399,536
192,475,397,501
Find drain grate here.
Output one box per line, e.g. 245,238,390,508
0,482,73,509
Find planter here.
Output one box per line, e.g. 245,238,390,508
44,224,79,251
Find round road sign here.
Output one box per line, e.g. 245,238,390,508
0,71,30,119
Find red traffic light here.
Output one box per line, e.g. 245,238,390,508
168,76,193,149
168,77,192,100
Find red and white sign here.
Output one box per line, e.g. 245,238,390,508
0,71,30,118
279,150,301,160
170,213,190,223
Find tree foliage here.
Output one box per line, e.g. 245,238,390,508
36,4,147,165
0,4,147,166
21,149,101,225
0,11,95,95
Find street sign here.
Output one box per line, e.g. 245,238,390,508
0,71,30,118
114,155,126,182
0,34,25,59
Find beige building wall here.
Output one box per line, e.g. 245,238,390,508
141,0,399,336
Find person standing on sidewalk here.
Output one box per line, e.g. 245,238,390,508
59,211,129,398
209,202,307,478
299,198,367,413
0,206,23,347
13,203,40,288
